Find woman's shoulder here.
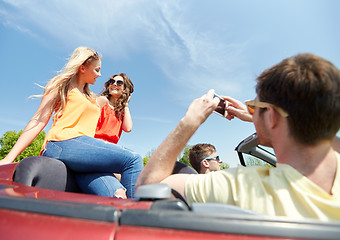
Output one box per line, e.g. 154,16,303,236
97,96,109,108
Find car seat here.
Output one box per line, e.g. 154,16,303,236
172,161,198,174
12,156,79,192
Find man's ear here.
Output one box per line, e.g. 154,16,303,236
266,106,280,129
201,160,209,168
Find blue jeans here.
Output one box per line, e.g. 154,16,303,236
75,172,125,198
42,136,143,198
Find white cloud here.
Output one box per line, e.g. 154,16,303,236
0,5,38,38
1,0,248,99
133,1,249,98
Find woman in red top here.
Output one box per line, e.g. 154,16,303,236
95,73,134,143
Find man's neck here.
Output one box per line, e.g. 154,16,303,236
275,139,337,194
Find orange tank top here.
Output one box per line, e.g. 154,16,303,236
94,104,123,144
42,88,100,150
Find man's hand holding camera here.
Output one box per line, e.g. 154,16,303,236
182,89,220,128
182,89,254,127
187,89,253,124
223,96,253,122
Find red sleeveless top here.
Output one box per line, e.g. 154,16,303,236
94,104,123,144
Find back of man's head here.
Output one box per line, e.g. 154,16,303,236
189,144,216,173
256,53,340,145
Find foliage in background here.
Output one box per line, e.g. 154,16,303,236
220,163,229,169
142,149,155,166
0,130,260,170
0,130,46,162
245,155,274,168
142,145,193,167
142,144,230,170
178,145,191,166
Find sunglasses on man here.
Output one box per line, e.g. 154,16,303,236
201,155,221,164
245,100,289,117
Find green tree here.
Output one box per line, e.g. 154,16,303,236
142,149,155,166
142,156,149,166
220,162,229,170
245,155,273,167
142,145,193,167
178,144,192,166
0,130,46,162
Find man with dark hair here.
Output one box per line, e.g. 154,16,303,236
189,144,222,174
136,53,340,221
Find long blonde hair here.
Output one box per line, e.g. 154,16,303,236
43,47,101,120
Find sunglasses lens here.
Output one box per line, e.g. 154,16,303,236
108,79,115,85
109,79,124,86
247,105,255,115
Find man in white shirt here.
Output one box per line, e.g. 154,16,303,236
136,53,340,221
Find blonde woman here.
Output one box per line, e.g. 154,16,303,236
0,47,143,198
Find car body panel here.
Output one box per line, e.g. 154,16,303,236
1,138,340,240
0,208,117,240
115,226,281,240
0,163,151,210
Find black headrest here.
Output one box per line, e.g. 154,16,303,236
13,156,79,192
172,161,198,174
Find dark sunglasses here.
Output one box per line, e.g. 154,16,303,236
83,51,101,64
93,51,100,58
108,79,124,86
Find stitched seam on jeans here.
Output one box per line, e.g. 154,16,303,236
99,176,114,197
45,141,63,159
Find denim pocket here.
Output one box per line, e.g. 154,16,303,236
42,141,62,159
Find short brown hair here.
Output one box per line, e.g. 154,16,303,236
256,53,340,144
189,144,216,172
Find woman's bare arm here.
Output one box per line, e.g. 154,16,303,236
122,103,133,132
0,91,55,165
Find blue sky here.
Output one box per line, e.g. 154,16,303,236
0,0,339,167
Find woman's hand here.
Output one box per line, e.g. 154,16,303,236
126,94,131,104
122,96,133,132
0,90,55,165
0,158,15,166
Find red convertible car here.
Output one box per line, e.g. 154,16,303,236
0,133,339,240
